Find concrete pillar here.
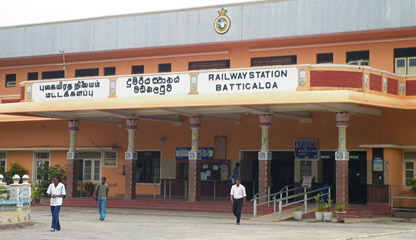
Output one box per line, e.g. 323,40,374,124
188,117,201,202
258,114,272,202
335,112,350,206
124,119,138,200
66,120,79,198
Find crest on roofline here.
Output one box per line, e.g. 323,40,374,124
214,8,231,34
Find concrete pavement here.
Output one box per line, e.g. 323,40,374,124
1,206,416,240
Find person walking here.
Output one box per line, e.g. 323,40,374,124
230,162,240,184
46,175,66,232
93,177,109,221
230,178,246,225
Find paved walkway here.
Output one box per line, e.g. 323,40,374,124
2,206,416,240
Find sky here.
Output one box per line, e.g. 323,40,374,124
0,0,263,28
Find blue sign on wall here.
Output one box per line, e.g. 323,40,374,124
294,139,318,159
176,147,214,160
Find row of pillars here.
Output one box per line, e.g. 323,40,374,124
64,112,350,206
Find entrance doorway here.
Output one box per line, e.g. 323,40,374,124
320,151,367,204
240,151,258,199
271,151,295,193
349,151,367,204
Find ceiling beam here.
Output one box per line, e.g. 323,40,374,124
273,112,312,123
201,113,241,124
138,116,183,126
160,108,198,117
94,110,136,119
231,105,271,115
312,103,382,116
28,112,76,119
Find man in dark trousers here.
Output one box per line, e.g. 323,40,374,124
230,178,246,225
46,175,66,231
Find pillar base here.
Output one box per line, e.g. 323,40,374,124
124,159,137,200
336,160,349,206
258,157,271,204
66,159,78,198
188,159,200,202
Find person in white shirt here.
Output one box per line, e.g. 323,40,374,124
46,175,66,232
230,178,246,225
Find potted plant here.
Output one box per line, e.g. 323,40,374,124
84,182,96,197
293,208,303,221
314,193,324,221
323,194,333,222
336,204,346,223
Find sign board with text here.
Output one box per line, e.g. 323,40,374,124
294,139,318,159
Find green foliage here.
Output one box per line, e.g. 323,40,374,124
409,179,416,193
3,162,29,184
31,182,42,201
315,193,334,212
314,193,324,211
37,164,67,197
324,194,334,211
336,204,345,212
84,182,96,191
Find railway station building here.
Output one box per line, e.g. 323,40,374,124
0,0,416,208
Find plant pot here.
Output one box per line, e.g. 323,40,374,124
315,211,323,221
336,211,346,223
293,211,303,221
323,211,333,222
32,199,40,205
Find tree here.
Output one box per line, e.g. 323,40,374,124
3,162,29,184
37,163,67,197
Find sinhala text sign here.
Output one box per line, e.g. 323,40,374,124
116,74,190,97
197,67,298,94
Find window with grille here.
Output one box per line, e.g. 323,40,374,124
317,53,333,64
346,50,369,65
42,70,64,80
189,60,230,70
5,74,16,87
158,63,171,73
104,67,116,76
251,55,297,67
75,68,99,77
27,72,38,81
132,65,144,74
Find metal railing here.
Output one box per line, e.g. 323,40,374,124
161,179,188,200
274,186,331,220
251,185,331,218
390,185,416,212
250,185,272,218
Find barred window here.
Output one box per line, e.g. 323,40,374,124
317,53,333,64
132,65,144,74
189,60,230,70
251,55,297,67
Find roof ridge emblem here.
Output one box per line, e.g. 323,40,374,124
214,8,231,34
